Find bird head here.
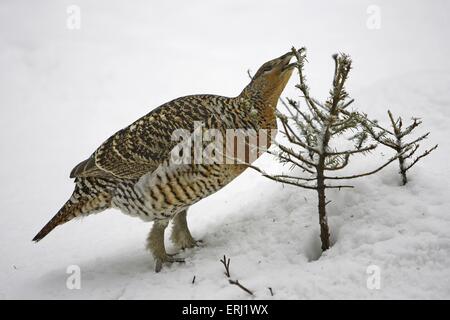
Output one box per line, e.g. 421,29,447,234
241,50,297,104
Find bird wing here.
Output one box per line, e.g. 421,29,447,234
70,95,222,180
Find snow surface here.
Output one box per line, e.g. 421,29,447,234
1,0,449,299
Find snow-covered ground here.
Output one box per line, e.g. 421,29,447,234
1,0,449,299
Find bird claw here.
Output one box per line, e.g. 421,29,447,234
154,255,185,273
155,240,202,272
180,239,204,250
193,239,204,247
166,252,177,257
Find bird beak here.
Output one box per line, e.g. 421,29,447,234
278,51,296,71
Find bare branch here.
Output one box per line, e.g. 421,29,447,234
400,119,422,138
404,144,438,171
324,185,354,189
228,279,254,296
248,165,318,190
276,143,318,168
266,149,316,174
356,111,395,136
403,132,430,147
324,152,404,180
330,113,357,128
325,144,377,156
340,98,355,110
388,110,401,135
324,154,350,171
220,255,231,277
403,143,420,159
376,137,399,149
291,46,328,122
279,117,321,154
279,97,296,118
272,174,317,182
284,99,321,133
220,255,254,296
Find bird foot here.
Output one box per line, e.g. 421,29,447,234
154,254,185,273
180,238,203,250
170,210,203,250
172,231,203,250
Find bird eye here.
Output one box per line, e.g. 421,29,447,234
262,65,272,72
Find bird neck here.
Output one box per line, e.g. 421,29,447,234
238,81,283,128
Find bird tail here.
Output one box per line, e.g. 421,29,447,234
32,178,112,242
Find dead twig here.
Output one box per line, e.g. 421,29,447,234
220,255,231,277
229,279,254,296
220,255,254,296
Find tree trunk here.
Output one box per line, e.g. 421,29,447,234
392,119,408,186
398,155,408,185
317,158,330,251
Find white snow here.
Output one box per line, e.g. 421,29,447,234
0,0,449,299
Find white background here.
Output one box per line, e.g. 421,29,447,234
0,0,449,299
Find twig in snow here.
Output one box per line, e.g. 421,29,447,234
220,255,254,296
220,255,231,277
360,110,438,185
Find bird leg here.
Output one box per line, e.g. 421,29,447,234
170,209,202,249
147,219,184,272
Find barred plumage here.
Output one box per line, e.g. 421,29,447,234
33,50,296,272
